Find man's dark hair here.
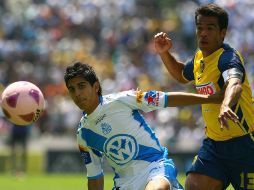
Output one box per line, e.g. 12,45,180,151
195,3,228,30
64,62,102,96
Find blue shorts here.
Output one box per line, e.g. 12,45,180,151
187,132,254,190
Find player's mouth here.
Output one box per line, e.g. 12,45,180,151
199,39,209,46
76,98,87,105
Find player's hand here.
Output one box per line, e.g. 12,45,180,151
218,104,239,130
154,32,173,54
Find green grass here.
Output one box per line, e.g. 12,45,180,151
0,173,234,190
0,174,86,190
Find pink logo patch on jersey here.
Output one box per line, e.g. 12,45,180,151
196,82,216,95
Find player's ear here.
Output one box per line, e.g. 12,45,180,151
94,81,100,94
221,28,227,40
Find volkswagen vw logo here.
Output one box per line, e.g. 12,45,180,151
104,134,138,165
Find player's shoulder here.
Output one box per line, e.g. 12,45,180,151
76,115,86,134
219,44,234,62
76,120,82,133
218,43,244,70
220,43,240,56
103,90,135,103
221,43,234,51
76,117,89,145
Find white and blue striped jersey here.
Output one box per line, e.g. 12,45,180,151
77,90,170,180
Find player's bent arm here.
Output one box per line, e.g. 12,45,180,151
154,32,187,83
88,176,104,190
167,92,224,107
159,52,188,84
221,78,242,108
218,78,242,128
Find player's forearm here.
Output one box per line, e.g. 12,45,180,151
221,79,242,107
159,52,187,83
167,92,224,107
88,177,104,190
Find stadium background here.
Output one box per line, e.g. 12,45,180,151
0,0,253,189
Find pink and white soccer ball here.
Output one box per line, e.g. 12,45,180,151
1,81,45,126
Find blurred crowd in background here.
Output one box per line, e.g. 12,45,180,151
0,0,254,153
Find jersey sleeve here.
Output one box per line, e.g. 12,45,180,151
110,90,169,113
182,58,194,81
218,48,246,83
77,126,104,179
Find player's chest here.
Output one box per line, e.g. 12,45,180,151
84,110,135,134
193,60,221,95
81,114,140,164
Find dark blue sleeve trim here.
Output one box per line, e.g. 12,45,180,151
80,150,92,164
87,172,104,180
183,59,194,81
164,94,169,108
91,148,103,157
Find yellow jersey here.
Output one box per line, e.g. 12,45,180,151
183,44,254,141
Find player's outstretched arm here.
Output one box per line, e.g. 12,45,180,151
88,177,104,190
166,92,224,107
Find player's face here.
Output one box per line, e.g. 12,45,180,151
196,15,226,57
66,76,100,114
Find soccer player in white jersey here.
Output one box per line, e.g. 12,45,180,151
64,62,227,190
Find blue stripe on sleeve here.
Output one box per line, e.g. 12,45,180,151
217,74,224,90
183,59,194,81
91,148,103,158
87,172,104,180
164,94,169,108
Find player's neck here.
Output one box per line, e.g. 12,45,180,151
85,96,100,115
202,47,219,58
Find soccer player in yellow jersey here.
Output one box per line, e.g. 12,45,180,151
154,3,254,190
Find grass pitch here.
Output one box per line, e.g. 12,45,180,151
0,173,234,190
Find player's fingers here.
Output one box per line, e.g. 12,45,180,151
218,115,229,130
165,37,172,44
154,36,164,44
222,110,238,123
227,111,239,123
224,120,230,130
218,116,224,130
154,34,159,40
154,32,164,39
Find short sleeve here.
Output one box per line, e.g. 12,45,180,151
77,127,104,179
183,59,194,81
110,90,168,113
218,47,246,83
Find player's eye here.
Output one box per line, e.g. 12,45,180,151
78,82,90,90
196,26,202,31
68,87,75,93
78,83,87,89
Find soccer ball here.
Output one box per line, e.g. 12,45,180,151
1,81,45,126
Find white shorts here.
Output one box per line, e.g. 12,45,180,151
113,159,183,190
